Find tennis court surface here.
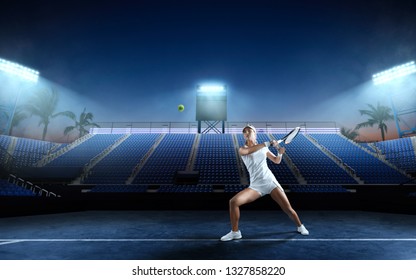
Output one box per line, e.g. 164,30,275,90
1,210,415,260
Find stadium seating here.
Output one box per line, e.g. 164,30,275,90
194,134,240,184
224,184,248,193
1,133,414,195
12,138,56,167
275,134,358,184
373,137,416,173
83,134,160,184
0,135,11,150
157,184,213,193
133,134,195,184
311,134,410,184
0,135,12,168
45,134,124,168
89,184,148,193
0,178,36,196
289,185,349,193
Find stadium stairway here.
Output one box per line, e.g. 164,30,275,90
185,133,201,171
71,134,131,184
366,142,383,155
130,134,196,185
36,133,94,167
281,151,306,184
268,133,307,185
271,133,359,185
304,134,363,184
311,133,412,184
5,136,17,154
79,134,161,185
126,134,166,184
371,137,416,179
336,134,414,180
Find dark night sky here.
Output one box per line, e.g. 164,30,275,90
1,0,416,139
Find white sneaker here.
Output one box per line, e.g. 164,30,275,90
297,224,309,235
220,230,242,241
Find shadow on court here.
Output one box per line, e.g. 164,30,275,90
0,210,416,260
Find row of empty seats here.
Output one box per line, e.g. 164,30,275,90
374,137,416,173
87,184,350,193
1,133,414,190
279,134,358,184
45,134,124,167
83,134,160,184
311,134,410,184
90,184,148,193
133,134,195,184
158,184,213,193
289,185,349,193
12,138,56,167
194,134,240,184
0,179,36,196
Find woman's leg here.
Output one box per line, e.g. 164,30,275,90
228,188,261,231
270,187,302,227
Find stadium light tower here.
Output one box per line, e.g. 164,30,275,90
196,83,227,133
372,61,416,138
0,58,39,135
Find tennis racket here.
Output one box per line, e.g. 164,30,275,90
276,127,301,144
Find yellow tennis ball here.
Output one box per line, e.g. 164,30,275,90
178,104,185,112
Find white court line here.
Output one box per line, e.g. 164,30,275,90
1,238,416,244
0,240,23,245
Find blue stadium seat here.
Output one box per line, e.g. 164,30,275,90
90,184,148,193
157,184,213,193
312,134,410,184
46,134,124,168
1,132,413,193
374,138,416,173
133,134,195,184
276,134,357,184
0,179,36,196
84,134,160,184
194,134,240,184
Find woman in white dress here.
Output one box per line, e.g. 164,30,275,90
221,125,309,241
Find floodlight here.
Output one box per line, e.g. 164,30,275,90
372,61,416,85
196,83,227,133
0,57,39,135
197,84,226,93
372,60,416,138
0,58,39,82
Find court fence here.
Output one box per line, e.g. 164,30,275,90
90,121,339,134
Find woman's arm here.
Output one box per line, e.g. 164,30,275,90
267,147,286,164
239,142,269,156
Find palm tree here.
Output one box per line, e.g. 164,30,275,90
23,88,74,140
355,102,395,141
0,107,9,135
340,127,359,141
63,108,100,139
0,107,28,136
9,108,28,135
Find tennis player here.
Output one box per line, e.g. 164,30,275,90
220,124,309,241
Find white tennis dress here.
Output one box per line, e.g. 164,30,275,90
241,146,284,196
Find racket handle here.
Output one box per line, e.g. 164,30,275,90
277,139,283,144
